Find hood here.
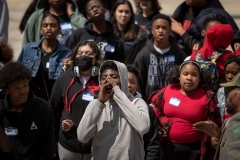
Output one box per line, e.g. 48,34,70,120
84,20,114,36
36,0,78,11
199,24,233,58
99,60,134,100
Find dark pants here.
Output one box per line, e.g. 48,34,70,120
161,141,200,160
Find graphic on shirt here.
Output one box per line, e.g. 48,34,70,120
31,121,38,130
57,22,73,45
5,127,18,136
148,53,175,88
97,42,108,59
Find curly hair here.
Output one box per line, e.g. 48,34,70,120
202,14,226,30
126,64,139,78
136,0,162,13
224,55,240,69
0,62,32,90
100,61,118,75
0,42,14,64
167,61,212,88
69,40,103,67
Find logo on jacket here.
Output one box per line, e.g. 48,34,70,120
30,121,38,130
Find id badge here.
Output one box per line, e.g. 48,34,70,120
46,61,49,69
169,97,181,107
5,127,18,136
168,55,175,62
105,44,115,53
82,93,94,102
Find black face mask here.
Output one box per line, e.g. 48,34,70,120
75,56,93,71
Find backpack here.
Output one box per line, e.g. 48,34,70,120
194,49,225,92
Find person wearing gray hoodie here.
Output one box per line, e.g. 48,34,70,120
77,60,150,160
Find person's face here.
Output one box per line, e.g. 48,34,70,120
76,44,96,65
5,79,29,106
41,16,60,39
128,72,138,95
185,0,205,7
179,64,200,94
47,0,66,8
86,0,106,20
115,4,131,27
225,62,240,82
100,69,120,94
139,0,152,10
151,19,171,43
225,87,240,115
201,21,221,37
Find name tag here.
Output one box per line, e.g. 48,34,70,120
82,93,94,102
105,44,115,53
5,127,18,136
61,22,72,30
168,55,175,62
169,97,181,107
46,61,49,69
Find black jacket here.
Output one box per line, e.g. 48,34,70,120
50,66,99,154
66,21,125,63
144,106,161,160
172,0,240,53
125,28,149,65
134,37,186,101
0,91,54,160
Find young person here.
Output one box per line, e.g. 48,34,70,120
134,14,186,101
18,14,71,102
22,0,86,46
171,0,240,55
217,55,240,122
50,40,102,160
148,60,222,160
0,62,55,159
66,0,125,63
77,60,150,159
127,65,161,160
110,0,149,64
135,0,161,32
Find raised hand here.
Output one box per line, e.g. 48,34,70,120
98,77,114,104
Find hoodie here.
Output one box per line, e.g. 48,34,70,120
191,24,234,80
50,66,99,154
0,91,54,160
22,0,86,47
66,21,125,63
77,60,150,160
134,37,187,101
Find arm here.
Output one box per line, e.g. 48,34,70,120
0,0,9,42
77,99,105,143
0,126,11,152
181,32,202,51
113,86,150,134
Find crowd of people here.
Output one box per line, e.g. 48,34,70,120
0,0,240,160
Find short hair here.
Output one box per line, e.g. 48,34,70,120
0,42,14,64
224,55,240,69
202,14,226,30
136,0,162,13
100,61,118,76
126,65,139,78
85,0,104,13
151,14,171,27
42,13,61,28
69,40,103,67
0,62,32,90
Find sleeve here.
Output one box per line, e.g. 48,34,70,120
181,32,202,50
112,86,150,134
49,78,65,143
69,12,86,30
65,30,79,50
39,103,55,160
143,106,161,160
134,49,148,100
0,0,9,42
0,126,11,152
77,99,105,143
114,39,125,63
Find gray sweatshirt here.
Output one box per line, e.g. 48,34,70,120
77,60,150,160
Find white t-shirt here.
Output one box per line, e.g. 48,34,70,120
154,45,170,55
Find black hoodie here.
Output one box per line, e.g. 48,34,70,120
134,37,186,101
0,91,54,160
66,21,125,63
50,66,99,154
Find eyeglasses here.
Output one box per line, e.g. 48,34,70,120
87,4,102,12
77,51,95,57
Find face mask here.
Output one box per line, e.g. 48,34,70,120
75,56,93,71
